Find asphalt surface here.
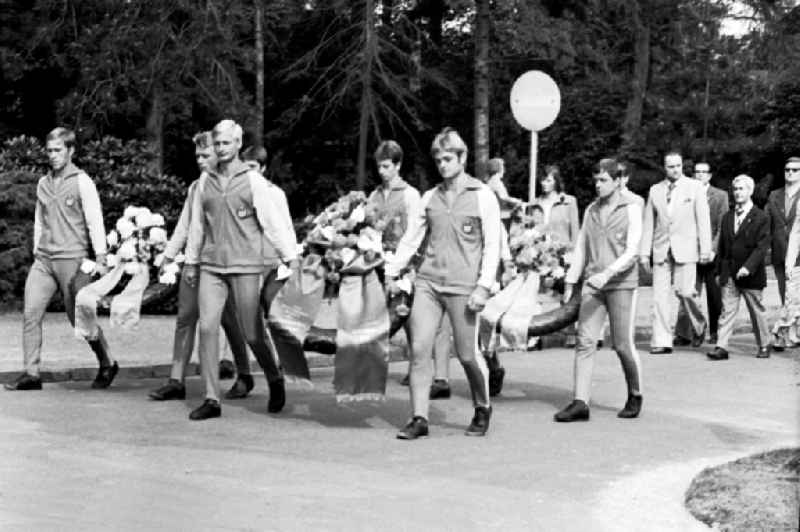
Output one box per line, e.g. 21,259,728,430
1,344,797,531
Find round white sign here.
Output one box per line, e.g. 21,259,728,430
510,71,561,132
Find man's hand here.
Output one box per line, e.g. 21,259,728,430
699,253,713,264
94,255,108,276
158,257,174,278
586,272,608,291
467,286,491,312
735,266,750,279
183,264,199,288
562,283,574,304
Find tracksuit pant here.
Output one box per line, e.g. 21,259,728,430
170,274,250,382
198,269,282,403
22,257,112,376
574,287,642,403
407,279,490,419
716,280,770,350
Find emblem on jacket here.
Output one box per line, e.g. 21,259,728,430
65,196,75,207
462,221,474,234
237,207,249,218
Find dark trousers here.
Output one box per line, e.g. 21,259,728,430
675,262,722,338
774,263,786,305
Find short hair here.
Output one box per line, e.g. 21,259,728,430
430,127,468,158
212,119,243,142
617,160,630,177
787,156,800,165
242,145,268,165
732,174,755,192
374,140,403,165
46,127,76,149
592,158,622,179
487,158,504,175
694,161,711,171
539,164,564,192
193,131,213,149
664,151,682,162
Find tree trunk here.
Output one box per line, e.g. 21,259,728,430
356,0,375,190
473,0,490,180
621,0,650,154
145,82,164,175
254,0,265,150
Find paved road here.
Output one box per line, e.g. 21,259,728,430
1,345,796,531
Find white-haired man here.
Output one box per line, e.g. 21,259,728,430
707,175,771,360
184,119,298,420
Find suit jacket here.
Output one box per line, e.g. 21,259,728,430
706,185,729,253
765,187,800,266
716,205,769,289
639,176,712,264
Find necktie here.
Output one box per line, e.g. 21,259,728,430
734,208,744,232
667,182,676,204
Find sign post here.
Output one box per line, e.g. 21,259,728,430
509,71,561,202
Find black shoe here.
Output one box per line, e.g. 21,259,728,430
706,347,729,360
772,345,785,352
649,347,673,355
4,373,42,391
755,346,771,358
267,377,286,413
148,379,186,400
465,406,492,436
396,416,429,440
554,399,590,422
673,336,692,346
399,373,410,386
597,339,604,348
91,362,119,389
429,379,451,400
218,359,236,380
489,366,506,397
225,374,254,400
617,394,642,418
189,399,221,420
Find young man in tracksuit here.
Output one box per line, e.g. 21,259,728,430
386,127,502,439
184,120,298,420
148,131,252,402
554,158,644,422
5,127,117,391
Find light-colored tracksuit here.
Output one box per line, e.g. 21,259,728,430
387,174,501,419
163,179,250,382
23,163,112,376
185,159,297,403
565,192,643,403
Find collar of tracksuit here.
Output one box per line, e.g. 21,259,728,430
207,159,252,181
435,174,483,196
376,177,409,194
46,163,82,182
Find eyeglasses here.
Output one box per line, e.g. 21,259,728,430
786,168,800,173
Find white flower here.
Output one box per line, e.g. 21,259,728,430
106,254,119,268
106,230,119,248
150,214,165,227
174,253,186,264
153,253,165,268
159,272,177,285
123,262,141,275
296,243,306,256
551,266,565,279
163,262,180,275
148,227,168,244
116,218,136,239
118,240,137,260
356,230,382,254
340,247,357,265
320,226,336,242
80,259,96,274
348,204,365,224
134,209,154,229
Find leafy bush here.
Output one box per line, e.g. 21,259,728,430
0,135,186,310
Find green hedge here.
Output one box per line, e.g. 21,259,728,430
0,136,186,310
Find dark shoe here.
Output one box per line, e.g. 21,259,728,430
4,373,42,391
673,336,692,346
649,347,673,355
189,399,221,420
772,345,785,352
218,359,236,380
489,366,506,397
755,346,771,358
396,416,429,440
597,339,604,348
465,406,492,436
429,379,451,400
706,347,729,360
691,327,707,348
617,394,643,418
267,377,286,413
91,362,119,389
554,399,590,422
224,374,254,400
399,373,410,386
148,379,186,400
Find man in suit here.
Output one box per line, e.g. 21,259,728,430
675,162,729,346
639,152,713,354
766,156,800,304
707,175,771,360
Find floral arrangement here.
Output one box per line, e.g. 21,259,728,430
303,191,387,291
81,206,170,279
507,218,572,292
